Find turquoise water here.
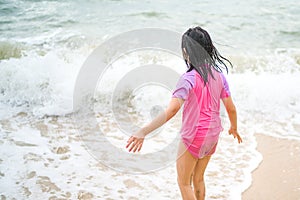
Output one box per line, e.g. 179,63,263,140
0,0,300,199
1,0,300,55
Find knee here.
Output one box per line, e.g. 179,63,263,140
193,175,204,185
177,177,191,188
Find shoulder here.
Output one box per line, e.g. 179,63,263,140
218,71,231,97
180,69,196,87
215,71,228,85
172,70,196,100
218,70,226,80
220,72,229,84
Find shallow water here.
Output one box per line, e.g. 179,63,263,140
0,0,300,199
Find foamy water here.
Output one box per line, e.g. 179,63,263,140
1,0,300,199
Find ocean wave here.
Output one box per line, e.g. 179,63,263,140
127,11,169,18
0,50,85,116
0,46,299,121
0,41,26,60
228,48,300,74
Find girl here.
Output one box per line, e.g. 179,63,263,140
126,26,242,200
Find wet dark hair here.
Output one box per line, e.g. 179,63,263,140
182,26,233,84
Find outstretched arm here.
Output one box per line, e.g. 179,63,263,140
222,96,242,143
126,98,184,152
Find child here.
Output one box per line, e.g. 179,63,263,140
126,26,242,200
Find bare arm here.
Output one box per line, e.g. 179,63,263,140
222,96,242,143
126,98,184,152
140,98,184,137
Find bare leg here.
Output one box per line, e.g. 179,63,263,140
176,141,198,200
192,156,211,200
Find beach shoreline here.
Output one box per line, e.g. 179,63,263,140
242,133,300,200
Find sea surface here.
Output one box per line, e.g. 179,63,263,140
0,0,300,199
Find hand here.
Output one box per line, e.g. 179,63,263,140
228,127,242,144
126,131,145,153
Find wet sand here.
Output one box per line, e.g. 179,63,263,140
243,134,300,200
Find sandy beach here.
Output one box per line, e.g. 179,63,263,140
243,134,300,200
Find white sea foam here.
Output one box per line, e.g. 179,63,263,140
0,112,258,200
0,49,88,116
229,71,300,140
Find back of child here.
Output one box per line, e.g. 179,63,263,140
173,66,230,158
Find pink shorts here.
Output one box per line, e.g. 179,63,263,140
183,133,220,159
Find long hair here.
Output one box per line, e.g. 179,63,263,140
181,26,232,84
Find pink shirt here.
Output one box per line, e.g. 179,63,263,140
172,69,230,158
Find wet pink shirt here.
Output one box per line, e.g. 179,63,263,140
172,69,230,158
